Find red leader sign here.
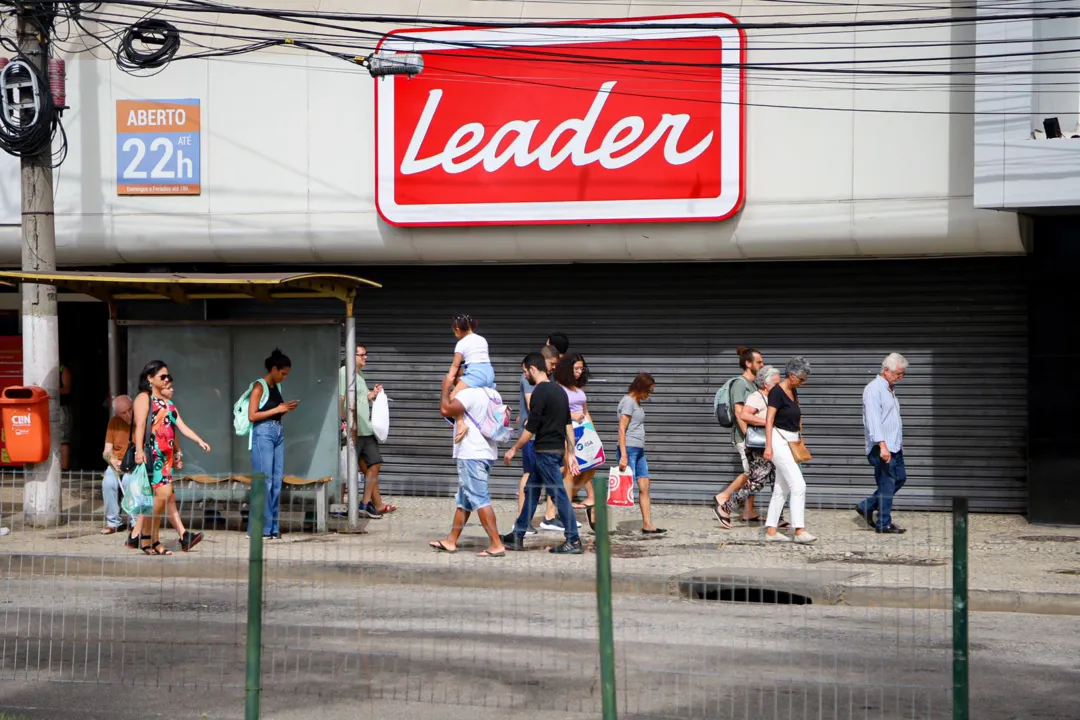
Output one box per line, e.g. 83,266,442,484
374,14,746,227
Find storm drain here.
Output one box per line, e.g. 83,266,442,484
684,581,812,605
1019,535,1080,543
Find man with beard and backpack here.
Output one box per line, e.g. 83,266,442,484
712,347,783,529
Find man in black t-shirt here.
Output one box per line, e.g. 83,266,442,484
503,351,582,554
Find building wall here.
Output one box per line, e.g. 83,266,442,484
974,1,1080,209
0,0,1022,264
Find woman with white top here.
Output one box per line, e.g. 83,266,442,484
763,357,817,544
720,365,780,518
555,353,598,528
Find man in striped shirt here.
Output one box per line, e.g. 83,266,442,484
857,353,909,534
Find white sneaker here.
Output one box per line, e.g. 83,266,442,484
794,532,818,544
524,527,538,537
764,532,791,543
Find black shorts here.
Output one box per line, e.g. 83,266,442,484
356,435,383,467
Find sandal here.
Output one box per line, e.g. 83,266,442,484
713,501,733,530
150,541,172,556
179,531,203,552
584,504,596,531
429,540,457,554
125,533,140,550
743,515,765,525
100,526,120,535
378,504,398,514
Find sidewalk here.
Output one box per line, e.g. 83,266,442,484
2,495,1078,613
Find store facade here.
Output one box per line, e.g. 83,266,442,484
1,3,1063,518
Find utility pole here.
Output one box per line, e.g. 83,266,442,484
17,9,61,527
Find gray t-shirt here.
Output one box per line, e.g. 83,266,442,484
618,394,646,448
519,373,535,428
731,375,757,444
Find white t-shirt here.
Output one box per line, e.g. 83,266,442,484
454,388,498,461
454,333,490,365
745,389,768,421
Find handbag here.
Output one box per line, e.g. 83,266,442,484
744,391,769,449
119,392,154,474
788,420,812,463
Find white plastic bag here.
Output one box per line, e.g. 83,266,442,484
573,419,605,472
371,392,390,443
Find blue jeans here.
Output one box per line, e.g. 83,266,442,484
513,451,578,543
250,420,285,536
626,446,649,478
858,447,907,530
102,467,132,528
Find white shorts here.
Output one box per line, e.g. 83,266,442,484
735,441,749,474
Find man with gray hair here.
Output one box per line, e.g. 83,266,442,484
101,395,134,535
857,353,909,534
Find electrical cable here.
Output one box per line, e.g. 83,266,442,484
0,53,67,165
117,18,181,71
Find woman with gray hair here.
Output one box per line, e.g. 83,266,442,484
763,357,817,544
713,365,785,527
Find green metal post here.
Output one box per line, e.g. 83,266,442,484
245,472,267,720
592,474,617,720
952,496,969,720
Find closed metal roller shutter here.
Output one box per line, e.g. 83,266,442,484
225,258,1027,513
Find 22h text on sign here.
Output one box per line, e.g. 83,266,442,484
375,14,745,227
116,99,201,196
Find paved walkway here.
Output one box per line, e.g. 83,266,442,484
2,495,1078,613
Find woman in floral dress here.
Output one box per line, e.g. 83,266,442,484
132,361,211,556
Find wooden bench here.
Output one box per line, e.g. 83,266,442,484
173,474,332,533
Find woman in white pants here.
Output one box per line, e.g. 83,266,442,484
762,357,817,544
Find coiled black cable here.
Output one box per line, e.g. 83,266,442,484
118,18,180,71
0,54,64,163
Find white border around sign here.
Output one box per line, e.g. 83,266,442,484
375,15,745,227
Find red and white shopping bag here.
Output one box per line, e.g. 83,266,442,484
607,465,635,508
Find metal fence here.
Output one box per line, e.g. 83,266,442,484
0,467,968,719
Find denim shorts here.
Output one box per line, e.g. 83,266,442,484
626,446,649,478
461,362,495,389
456,459,493,512
522,439,536,475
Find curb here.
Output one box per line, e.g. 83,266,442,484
4,552,1080,616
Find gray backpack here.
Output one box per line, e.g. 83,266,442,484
713,377,740,428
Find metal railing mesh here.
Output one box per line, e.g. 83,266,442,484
0,467,959,719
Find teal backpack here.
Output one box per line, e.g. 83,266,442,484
233,378,273,449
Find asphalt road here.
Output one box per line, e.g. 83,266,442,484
0,577,1077,719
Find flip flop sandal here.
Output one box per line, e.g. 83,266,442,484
476,550,505,558
429,541,457,554
100,526,120,535
378,505,398,514
778,519,791,529
642,528,668,535
713,503,733,530
584,505,596,531
743,516,765,525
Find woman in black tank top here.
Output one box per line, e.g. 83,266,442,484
247,349,299,540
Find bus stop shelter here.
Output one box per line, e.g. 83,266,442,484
0,271,380,531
